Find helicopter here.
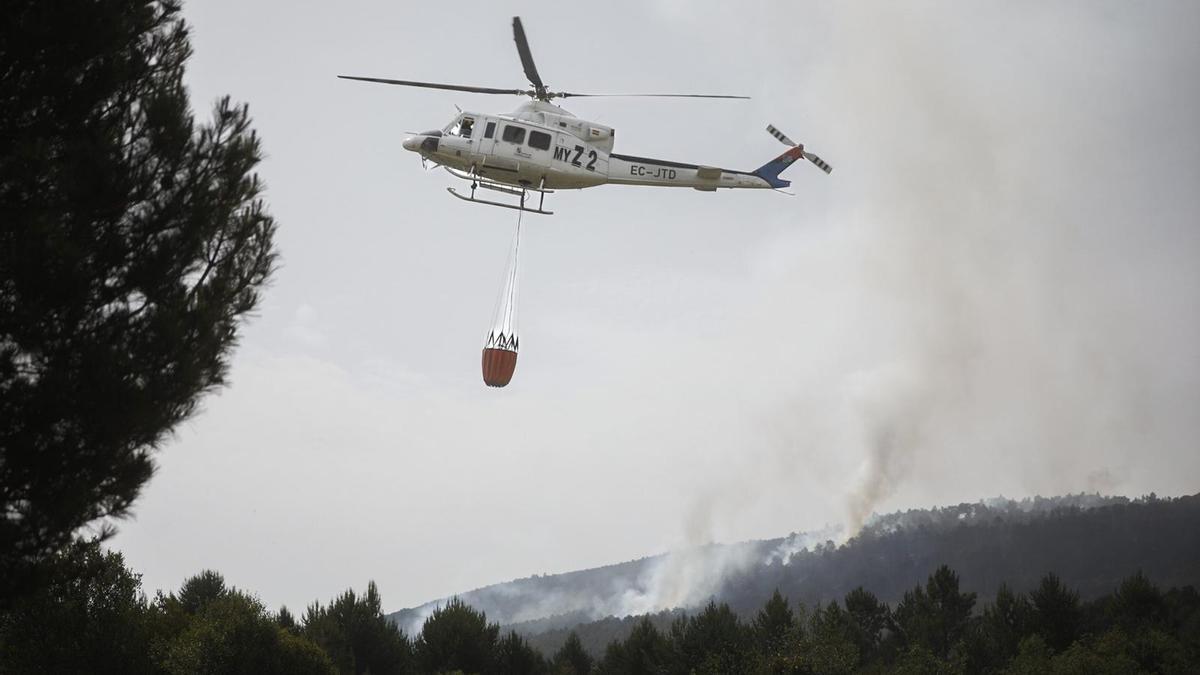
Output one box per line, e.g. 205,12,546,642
340,17,832,215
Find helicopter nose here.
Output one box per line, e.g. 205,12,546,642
402,135,420,152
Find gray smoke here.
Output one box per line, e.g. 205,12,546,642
758,4,1200,535
603,2,1199,620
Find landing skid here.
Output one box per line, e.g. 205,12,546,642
444,167,554,216
447,187,554,215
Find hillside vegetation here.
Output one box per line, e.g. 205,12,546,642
3,493,1196,673
387,494,1200,653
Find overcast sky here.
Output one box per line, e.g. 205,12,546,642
111,1,1199,616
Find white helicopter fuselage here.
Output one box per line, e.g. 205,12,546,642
404,101,777,193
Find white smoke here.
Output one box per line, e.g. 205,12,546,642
735,3,1200,537
392,3,1197,632
765,524,845,566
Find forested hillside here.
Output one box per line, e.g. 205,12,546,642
4,494,1197,673
384,494,1200,655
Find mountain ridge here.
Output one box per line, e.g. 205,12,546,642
387,493,1200,647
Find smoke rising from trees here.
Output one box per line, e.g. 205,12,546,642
645,1,1200,609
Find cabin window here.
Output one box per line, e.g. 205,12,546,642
528,130,551,151
459,117,474,138
501,125,525,144
484,121,495,139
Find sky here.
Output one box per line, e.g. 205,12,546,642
111,1,1200,616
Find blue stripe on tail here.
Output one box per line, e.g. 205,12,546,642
754,147,805,189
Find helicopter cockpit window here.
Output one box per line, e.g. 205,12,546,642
458,117,474,138
528,130,551,151
501,125,525,145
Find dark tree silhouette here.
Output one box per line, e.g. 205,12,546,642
753,589,796,656
1031,572,1081,652
972,582,1034,671
0,0,277,605
892,564,976,658
1110,570,1167,631
843,586,889,662
0,541,157,674
552,631,594,675
496,630,548,674
302,582,414,675
674,601,751,674
161,590,333,674
278,605,299,634
596,617,671,675
178,569,229,615
416,597,499,674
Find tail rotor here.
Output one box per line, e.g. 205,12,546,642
767,124,833,174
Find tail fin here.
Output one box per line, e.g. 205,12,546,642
754,146,806,189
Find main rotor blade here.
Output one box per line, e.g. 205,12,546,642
512,17,546,95
338,75,528,97
554,92,750,100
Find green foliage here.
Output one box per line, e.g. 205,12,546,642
1001,634,1053,675
1047,629,1141,675
1111,570,1167,631
1031,572,1081,652
891,643,966,675
674,601,752,674
6,550,1200,674
802,603,861,674
278,605,299,633
552,631,594,675
0,540,157,674
278,630,341,674
161,592,314,674
416,597,499,674
302,581,414,674
0,0,277,607
0,543,333,674
753,589,796,657
893,565,976,659
596,617,671,675
496,630,548,674
843,586,889,663
984,584,1034,654
179,569,229,615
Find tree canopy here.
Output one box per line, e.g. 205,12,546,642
0,0,277,606
3,549,1198,674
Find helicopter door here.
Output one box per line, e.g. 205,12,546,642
525,129,553,170
475,119,497,162
487,123,527,173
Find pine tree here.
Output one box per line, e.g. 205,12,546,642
177,570,229,615
496,630,548,675
1110,570,1166,631
0,0,277,606
302,581,414,674
1030,572,1080,652
893,565,976,659
415,597,499,674
552,631,594,675
596,617,670,675
677,601,751,674
753,589,796,657
843,586,889,663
